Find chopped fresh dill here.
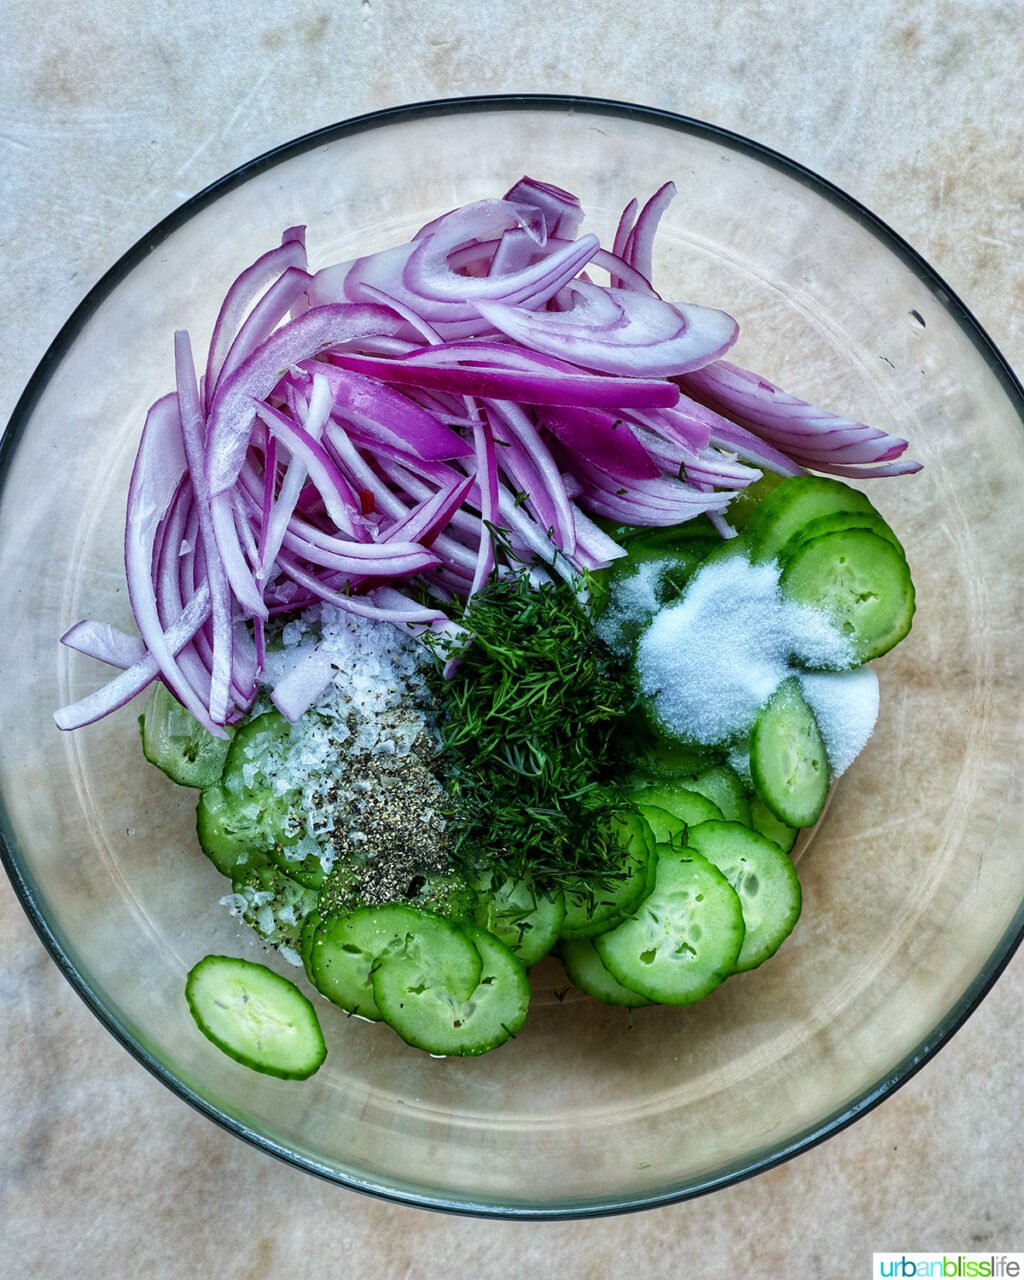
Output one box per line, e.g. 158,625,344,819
425,572,637,894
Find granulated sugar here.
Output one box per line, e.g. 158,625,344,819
636,553,854,746
799,666,879,778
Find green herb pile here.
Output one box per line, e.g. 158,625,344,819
427,573,637,893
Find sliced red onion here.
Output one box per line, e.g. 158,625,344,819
539,404,661,482
60,620,147,669
569,505,628,567
357,283,444,345
380,474,475,547
54,585,212,731
215,266,311,395
205,303,405,497
258,373,336,583
488,228,540,279
624,182,677,283
309,364,473,460
175,331,236,721
485,400,574,554
504,176,584,240
468,407,498,596
678,359,921,476
204,233,308,412
322,345,681,410
611,195,634,268
122,394,225,735
476,282,737,378
254,399,364,538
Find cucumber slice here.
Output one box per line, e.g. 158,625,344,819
779,529,916,663
559,938,653,1007
749,678,830,828
228,863,317,951
631,785,723,827
685,820,802,971
749,794,799,854
595,848,744,1005
746,475,876,564
560,810,655,939
185,954,326,1079
373,924,530,1056
686,765,751,825
779,509,903,562
196,711,325,890
299,910,321,982
140,682,233,788
723,472,786,531
634,803,687,849
617,710,718,781
474,876,566,967
308,906,482,1022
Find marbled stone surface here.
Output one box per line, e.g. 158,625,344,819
2,2,1023,1276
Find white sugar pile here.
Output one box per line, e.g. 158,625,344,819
799,666,879,778
636,553,856,747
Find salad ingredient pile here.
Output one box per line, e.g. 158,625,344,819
57,177,920,1073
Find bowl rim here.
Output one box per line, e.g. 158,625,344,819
3,92,1024,1220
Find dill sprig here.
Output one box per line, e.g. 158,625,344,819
426,573,636,893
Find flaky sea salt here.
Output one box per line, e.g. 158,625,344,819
636,553,854,746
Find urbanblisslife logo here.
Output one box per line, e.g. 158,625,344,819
873,1256,1024,1278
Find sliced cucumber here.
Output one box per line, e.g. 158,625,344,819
723,471,786,531
617,710,718,781
559,938,653,1007
749,678,830,828
185,954,326,1079
746,475,876,564
595,847,745,1005
196,711,325,890
780,529,916,663
474,876,566,967
631,784,723,827
686,765,751,826
308,905,481,1022
749,793,799,854
373,924,530,1056
779,509,903,562
634,803,687,849
685,820,802,971
560,810,655,939
140,682,233,788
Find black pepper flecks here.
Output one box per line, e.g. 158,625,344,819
314,729,469,915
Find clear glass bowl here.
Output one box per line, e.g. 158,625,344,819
2,97,1023,1218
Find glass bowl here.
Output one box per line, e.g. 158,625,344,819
2,96,1023,1219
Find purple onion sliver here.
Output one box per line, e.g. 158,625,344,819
60,620,147,670
54,586,212,731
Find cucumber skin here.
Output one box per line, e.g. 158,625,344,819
559,938,654,1007
780,529,916,664
748,679,830,829
185,955,327,1080
595,848,745,1006
685,820,802,972
746,476,876,564
373,925,530,1057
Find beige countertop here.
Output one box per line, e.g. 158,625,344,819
2,2,1023,1275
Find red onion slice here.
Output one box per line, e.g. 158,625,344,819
476,283,738,378
205,303,405,497
679,359,921,475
